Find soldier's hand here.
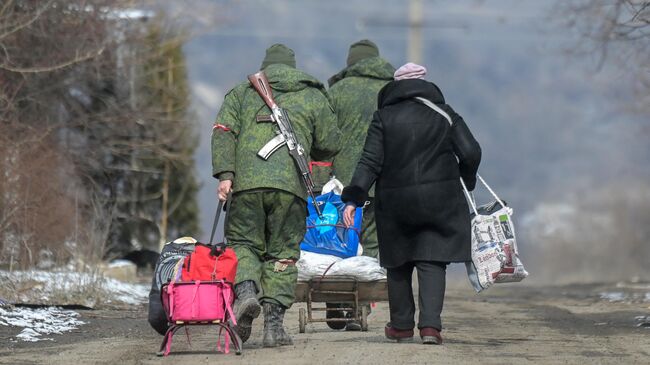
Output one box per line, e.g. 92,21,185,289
218,180,233,201
343,204,356,227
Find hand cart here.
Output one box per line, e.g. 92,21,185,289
294,276,388,333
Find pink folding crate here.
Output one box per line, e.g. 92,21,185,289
158,279,242,356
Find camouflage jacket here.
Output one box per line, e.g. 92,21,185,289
212,64,341,200
328,57,395,197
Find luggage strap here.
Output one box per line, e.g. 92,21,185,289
413,97,505,215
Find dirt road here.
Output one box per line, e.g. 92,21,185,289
1,281,649,365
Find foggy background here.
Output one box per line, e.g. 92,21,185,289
165,0,649,283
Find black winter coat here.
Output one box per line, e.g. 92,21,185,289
341,79,481,268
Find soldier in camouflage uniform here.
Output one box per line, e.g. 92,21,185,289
329,39,395,260
212,44,341,347
326,39,395,331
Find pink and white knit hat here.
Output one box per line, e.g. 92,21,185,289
394,62,427,80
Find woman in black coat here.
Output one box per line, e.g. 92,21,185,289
342,63,481,345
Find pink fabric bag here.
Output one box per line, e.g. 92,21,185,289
159,279,239,356
163,280,230,322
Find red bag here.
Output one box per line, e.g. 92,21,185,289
180,244,237,283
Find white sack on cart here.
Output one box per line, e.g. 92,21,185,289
327,256,386,280
297,251,341,281
297,251,386,281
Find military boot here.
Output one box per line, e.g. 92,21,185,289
233,280,261,343
262,302,293,347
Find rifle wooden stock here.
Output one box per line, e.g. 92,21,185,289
247,71,277,109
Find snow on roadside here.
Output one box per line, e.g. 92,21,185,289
102,274,149,305
599,291,650,303
0,306,85,342
0,270,149,307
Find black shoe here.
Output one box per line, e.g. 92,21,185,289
325,303,346,330
262,302,293,347
233,281,260,343
344,312,361,331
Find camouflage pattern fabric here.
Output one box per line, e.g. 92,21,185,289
226,190,306,308
328,57,394,258
211,63,341,200
328,56,394,195
310,161,334,193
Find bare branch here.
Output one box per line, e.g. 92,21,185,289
0,0,14,18
0,47,105,73
0,0,55,40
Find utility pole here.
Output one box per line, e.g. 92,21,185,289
159,56,173,251
408,0,423,64
361,0,467,65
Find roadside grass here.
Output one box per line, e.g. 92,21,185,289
0,268,148,309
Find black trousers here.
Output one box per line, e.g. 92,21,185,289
386,261,448,331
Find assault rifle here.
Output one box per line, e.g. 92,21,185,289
248,71,322,217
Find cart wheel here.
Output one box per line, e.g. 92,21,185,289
360,305,369,331
299,308,307,333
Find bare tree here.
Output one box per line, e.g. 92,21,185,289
0,1,199,270
556,0,650,113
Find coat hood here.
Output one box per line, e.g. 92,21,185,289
377,79,445,108
328,57,395,87
264,63,326,95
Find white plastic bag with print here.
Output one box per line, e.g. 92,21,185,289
412,97,527,292
462,176,528,292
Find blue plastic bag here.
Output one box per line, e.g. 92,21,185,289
300,192,363,258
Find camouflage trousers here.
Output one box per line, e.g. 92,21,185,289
361,198,378,259
226,189,306,309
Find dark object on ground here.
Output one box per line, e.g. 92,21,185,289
384,323,414,342
420,327,443,345
123,250,159,271
325,303,346,330
635,315,650,327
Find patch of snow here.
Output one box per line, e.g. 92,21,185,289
0,270,149,306
598,291,650,303
0,306,85,342
108,259,135,268
599,291,625,302
107,9,155,20
103,276,149,305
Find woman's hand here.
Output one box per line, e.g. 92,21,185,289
343,204,356,227
218,180,232,201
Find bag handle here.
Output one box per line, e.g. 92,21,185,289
459,177,479,216
210,193,232,279
209,192,232,245
476,175,506,211
413,97,506,214
414,97,452,126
